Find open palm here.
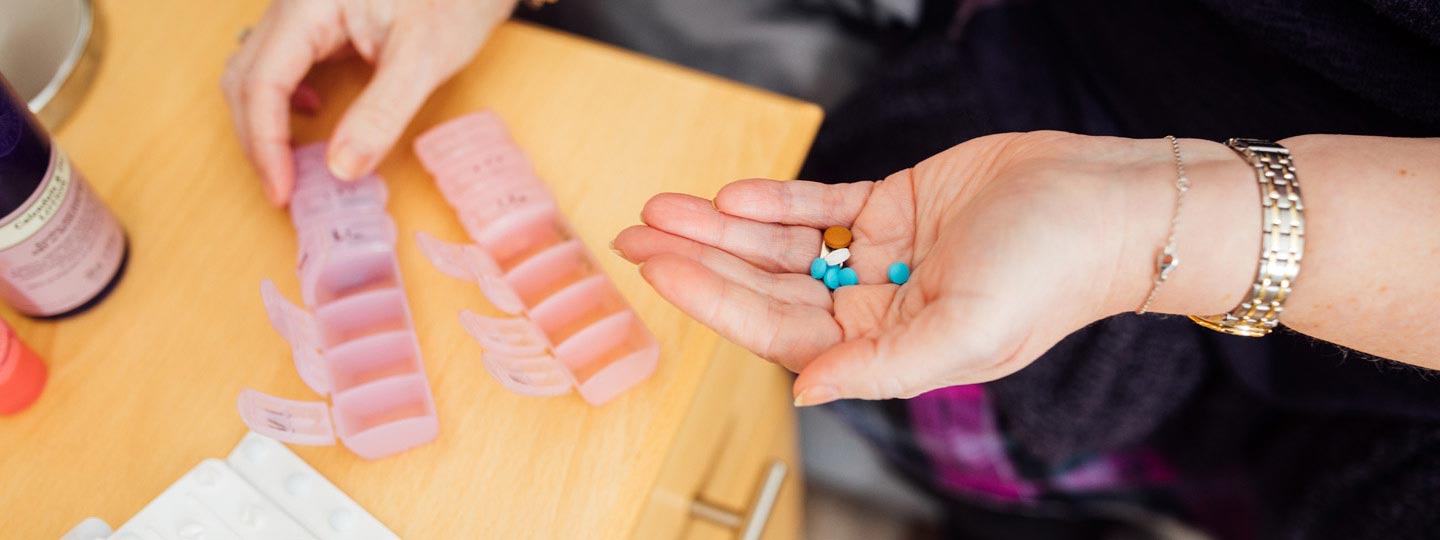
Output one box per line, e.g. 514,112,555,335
615,132,1148,405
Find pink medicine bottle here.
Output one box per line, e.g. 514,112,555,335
0,73,126,318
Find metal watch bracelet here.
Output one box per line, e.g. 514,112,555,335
1187,138,1305,337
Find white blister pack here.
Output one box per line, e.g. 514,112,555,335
62,432,398,540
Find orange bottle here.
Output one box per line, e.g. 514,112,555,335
0,320,45,414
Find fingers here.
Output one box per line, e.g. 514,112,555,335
223,17,277,200
614,225,833,309
222,1,346,205
792,298,1012,406
338,1,393,62
714,179,874,228
326,18,450,181
639,254,842,371
641,193,822,274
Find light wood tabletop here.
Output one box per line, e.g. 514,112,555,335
0,1,822,538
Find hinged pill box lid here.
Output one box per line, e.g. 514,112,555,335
237,389,336,447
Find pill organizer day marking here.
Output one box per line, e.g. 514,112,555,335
236,143,439,460
61,432,398,540
414,111,659,406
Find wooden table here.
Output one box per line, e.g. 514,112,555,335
0,2,822,538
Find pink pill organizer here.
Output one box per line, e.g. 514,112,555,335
237,143,439,460
414,111,659,405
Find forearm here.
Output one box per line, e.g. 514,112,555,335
1109,135,1440,368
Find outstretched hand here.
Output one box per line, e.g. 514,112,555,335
615,132,1201,406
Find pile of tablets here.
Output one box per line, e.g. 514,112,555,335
808,225,911,289
811,226,856,290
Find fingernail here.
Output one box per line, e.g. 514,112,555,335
793,386,839,407
609,241,625,258
328,144,368,181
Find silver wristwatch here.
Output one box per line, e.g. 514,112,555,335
1188,138,1305,337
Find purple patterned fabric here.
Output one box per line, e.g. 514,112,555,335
909,384,1175,503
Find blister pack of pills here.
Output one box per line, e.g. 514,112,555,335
62,432,398,540
237,143,438,460
413,111,659,405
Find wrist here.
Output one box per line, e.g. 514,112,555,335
1104,138,1261,317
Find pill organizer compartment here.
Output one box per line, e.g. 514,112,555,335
530,275,617,345
238,142,438,460
469,200,563,266
289,181,388,232
324,330,423,392
414,111,659,405
331,374,437,453
506,239,589,306
432,148,534,202
304,228,401,306
314,288,410,348
556,310,640,378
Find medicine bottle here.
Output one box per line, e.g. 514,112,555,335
0,72,126,318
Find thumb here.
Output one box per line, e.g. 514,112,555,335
327,42,439,180
792,299,1004,406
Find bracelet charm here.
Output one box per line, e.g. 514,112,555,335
1136,136,1189,315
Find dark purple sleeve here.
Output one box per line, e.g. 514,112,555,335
1251,415,1440,539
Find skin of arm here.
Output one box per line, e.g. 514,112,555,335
1116,135,1440,367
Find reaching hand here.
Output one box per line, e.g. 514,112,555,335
222,0,516,205
614,132,1218,406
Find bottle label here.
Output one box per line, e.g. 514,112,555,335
0,149,71,250
0,150,125,316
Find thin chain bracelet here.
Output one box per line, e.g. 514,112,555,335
1136,136,1191,315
